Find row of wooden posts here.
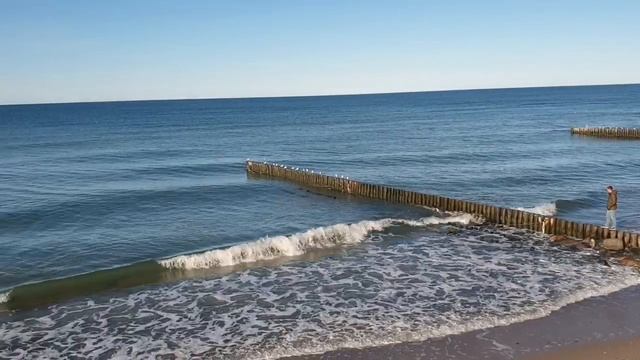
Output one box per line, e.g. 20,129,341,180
246,160,640,249
571,127,640,139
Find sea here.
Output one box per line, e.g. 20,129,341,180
1,84,640,359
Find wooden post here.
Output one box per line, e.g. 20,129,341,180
248,161,640,247
538,215,545,233
428,195,436,208
623,232,631,248
585,224,594,240
549,218,562,235
505,209,512,226
523,212,530,230
567,221,575,238
516,210,522,227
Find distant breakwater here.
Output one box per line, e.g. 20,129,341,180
571,127,640,139
247,161,640,249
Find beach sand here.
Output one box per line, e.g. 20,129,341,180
288,283,640,359
525,337,640,360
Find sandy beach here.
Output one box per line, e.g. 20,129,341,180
289,283,640,359
526,337,640,360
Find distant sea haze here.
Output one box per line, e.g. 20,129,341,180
1,84,640,358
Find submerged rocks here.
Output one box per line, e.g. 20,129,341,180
447,227,461,235
619,256,640,269
550,235,569,243
602,238,625,251
556,236,624,252
548,235,587,251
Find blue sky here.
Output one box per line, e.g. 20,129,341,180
1,0,639,104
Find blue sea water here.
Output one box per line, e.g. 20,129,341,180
1,84,640,358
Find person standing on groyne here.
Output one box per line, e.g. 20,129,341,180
605,186,618,230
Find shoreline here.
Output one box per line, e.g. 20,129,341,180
524,337,640,360
288,283,640,359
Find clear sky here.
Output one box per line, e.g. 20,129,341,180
1,0,639,105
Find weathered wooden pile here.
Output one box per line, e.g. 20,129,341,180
247,160,639,250
571,127,640,139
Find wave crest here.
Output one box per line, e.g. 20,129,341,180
0,291,10,304
516,202,557,216
159,214,476,270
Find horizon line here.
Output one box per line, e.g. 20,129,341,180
2,82,639,107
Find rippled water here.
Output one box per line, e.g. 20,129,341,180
1,84,640,358
3,224,639,359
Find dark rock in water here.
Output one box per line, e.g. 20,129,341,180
156,353,177,360
548,235,586,251
447,227,460,235
564,242,582,251
550,235,568,243
601,259,611,267
478,234,503,243
504,234,522,242
619,256,640,269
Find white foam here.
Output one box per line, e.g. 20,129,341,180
516,202,557,216
0,291,9,304
159,214,476,270
3,226,640,359
249,277,640,360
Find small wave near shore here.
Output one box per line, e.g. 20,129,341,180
1,214,475,309
159,214,476,270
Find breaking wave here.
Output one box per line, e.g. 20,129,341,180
2,215,476,311
159,214,476,270
3,225,639,359
516,202,557,216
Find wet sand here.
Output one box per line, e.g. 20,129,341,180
525,337,640,360
288,283,640,360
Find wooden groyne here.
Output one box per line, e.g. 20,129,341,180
246,160,640,249
571,127,640,139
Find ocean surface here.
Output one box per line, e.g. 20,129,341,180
1,84,640,358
